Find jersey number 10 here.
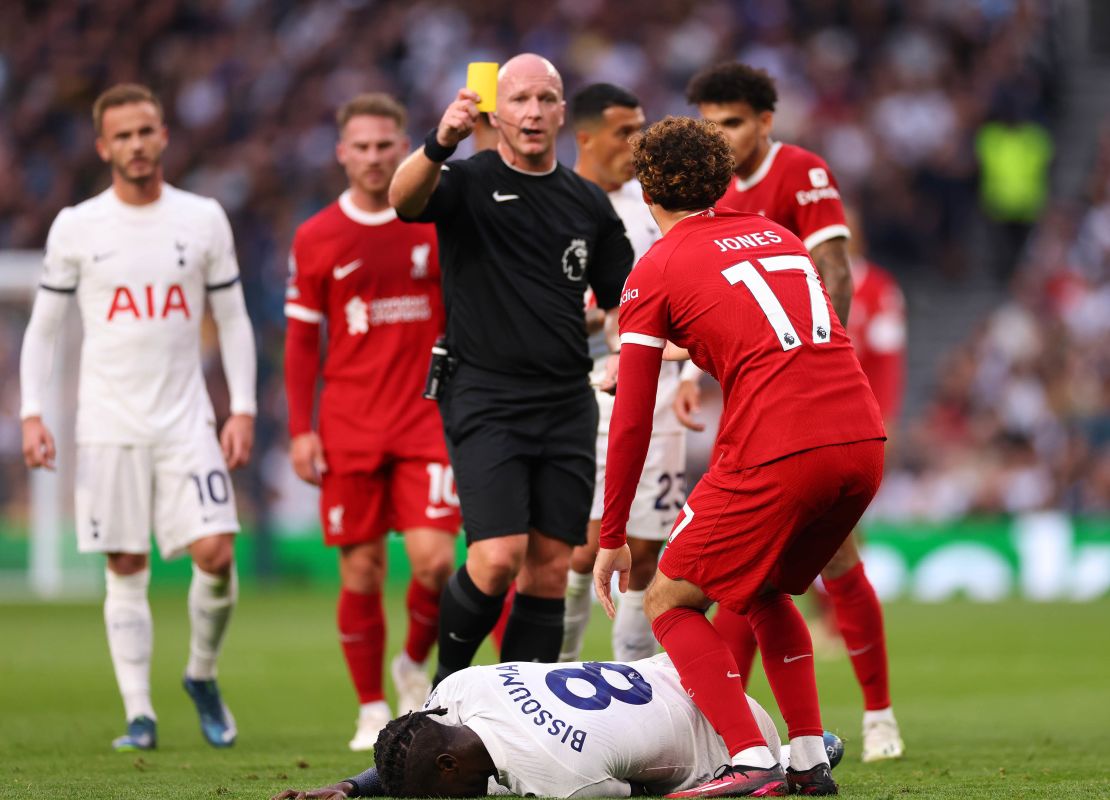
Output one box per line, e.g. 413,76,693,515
722,255,832,351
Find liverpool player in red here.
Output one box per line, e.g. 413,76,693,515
595,117,885,797
677,63,904,762
284,94,460,751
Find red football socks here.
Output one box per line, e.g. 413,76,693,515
713,607,759,688
824,561,891,710
404,579,441,664
749,592,823,739
337,588,386,703
653,607,767,756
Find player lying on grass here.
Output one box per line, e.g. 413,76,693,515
271,654,842,799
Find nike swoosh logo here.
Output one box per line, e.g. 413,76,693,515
92,251,115,262
847,644,874,657
492,191,519,202
333,259,363,280
425,506,454,519
447,631,471,642
783,654,813,663
726,671,742,679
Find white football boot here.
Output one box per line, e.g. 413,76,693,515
391,652,431,715
861,708,905,762
349,701,392,752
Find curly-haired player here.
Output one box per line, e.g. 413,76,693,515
593,116,885,797
684,63,905,765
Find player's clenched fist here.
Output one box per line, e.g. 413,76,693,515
435,89,481,148
21,416,56,470
289,430,328,486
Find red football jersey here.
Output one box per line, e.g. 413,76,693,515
285,191,446,469
716,142,850,252
619,210,883,475
847,258,906,422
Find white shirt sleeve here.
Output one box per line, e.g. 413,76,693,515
208,282,257,416
41,207,80,291
20,289,72,419
680,360,703,383
204,200,240,289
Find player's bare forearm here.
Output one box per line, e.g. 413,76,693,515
603,308,621,354
389,89,479,217
662,342,689,361
810,237,852,325
584,306,606,334
389,149,445,218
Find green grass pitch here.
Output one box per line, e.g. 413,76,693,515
1,589,1107,799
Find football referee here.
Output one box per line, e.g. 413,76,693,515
390,53,633,683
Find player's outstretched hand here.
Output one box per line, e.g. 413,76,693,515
220,413,255,469
290,431,328,486
21,416,56,471
436,89,480,148
673,379,705,432
593,543,632,620
270,782,353,800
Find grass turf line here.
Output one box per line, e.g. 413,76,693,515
0,590,1107,799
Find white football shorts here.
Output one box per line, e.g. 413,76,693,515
591,397,686,539
75,434,240,560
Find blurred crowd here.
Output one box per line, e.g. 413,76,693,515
873,128,1110,520
2,0,1100,530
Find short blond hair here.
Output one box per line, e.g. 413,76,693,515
336,93,407,132
92,83,163,135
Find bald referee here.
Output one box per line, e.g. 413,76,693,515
390,54,633,683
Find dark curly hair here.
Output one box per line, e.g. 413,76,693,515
685,62,778,112
373,707,450,797
632,116,734,211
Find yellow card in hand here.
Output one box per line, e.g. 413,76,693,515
467,62,498,112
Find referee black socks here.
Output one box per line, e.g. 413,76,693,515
501,593,566,664
434,564,506,686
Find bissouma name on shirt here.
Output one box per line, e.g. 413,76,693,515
495,664,588,753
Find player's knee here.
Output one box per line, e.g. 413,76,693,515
340,544,385,592
107,552,149,575
641,585,669,621
190,533,235,576
569,540,599,573
821,535,861,581
412,553,454,591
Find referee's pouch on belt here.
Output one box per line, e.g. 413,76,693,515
423,337,458,401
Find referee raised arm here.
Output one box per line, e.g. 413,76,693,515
390,53,634,683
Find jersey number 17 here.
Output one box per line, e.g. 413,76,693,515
722,255,832,351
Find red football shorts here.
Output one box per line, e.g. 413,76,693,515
658,439,884,613
319,458,461,547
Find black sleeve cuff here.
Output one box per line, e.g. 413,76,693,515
344,766,384,797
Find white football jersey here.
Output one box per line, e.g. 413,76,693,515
425,654,780,798
592,180,680,435
40,185,240,444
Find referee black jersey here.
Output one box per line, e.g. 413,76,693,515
402,149,634,379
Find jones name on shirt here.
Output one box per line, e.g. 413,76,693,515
713,229,785,252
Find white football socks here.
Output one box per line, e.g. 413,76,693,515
731,745,777,770
787,735,829,771
560,569,593,661
104,568,155,722
612,588,656,661
185,563,238,681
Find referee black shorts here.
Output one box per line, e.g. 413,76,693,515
438,363,598,546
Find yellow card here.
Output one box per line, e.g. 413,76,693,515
467,62,498,112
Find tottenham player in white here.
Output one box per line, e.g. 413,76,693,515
19,84,256,752
561,84,684,664
272,655,842,799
